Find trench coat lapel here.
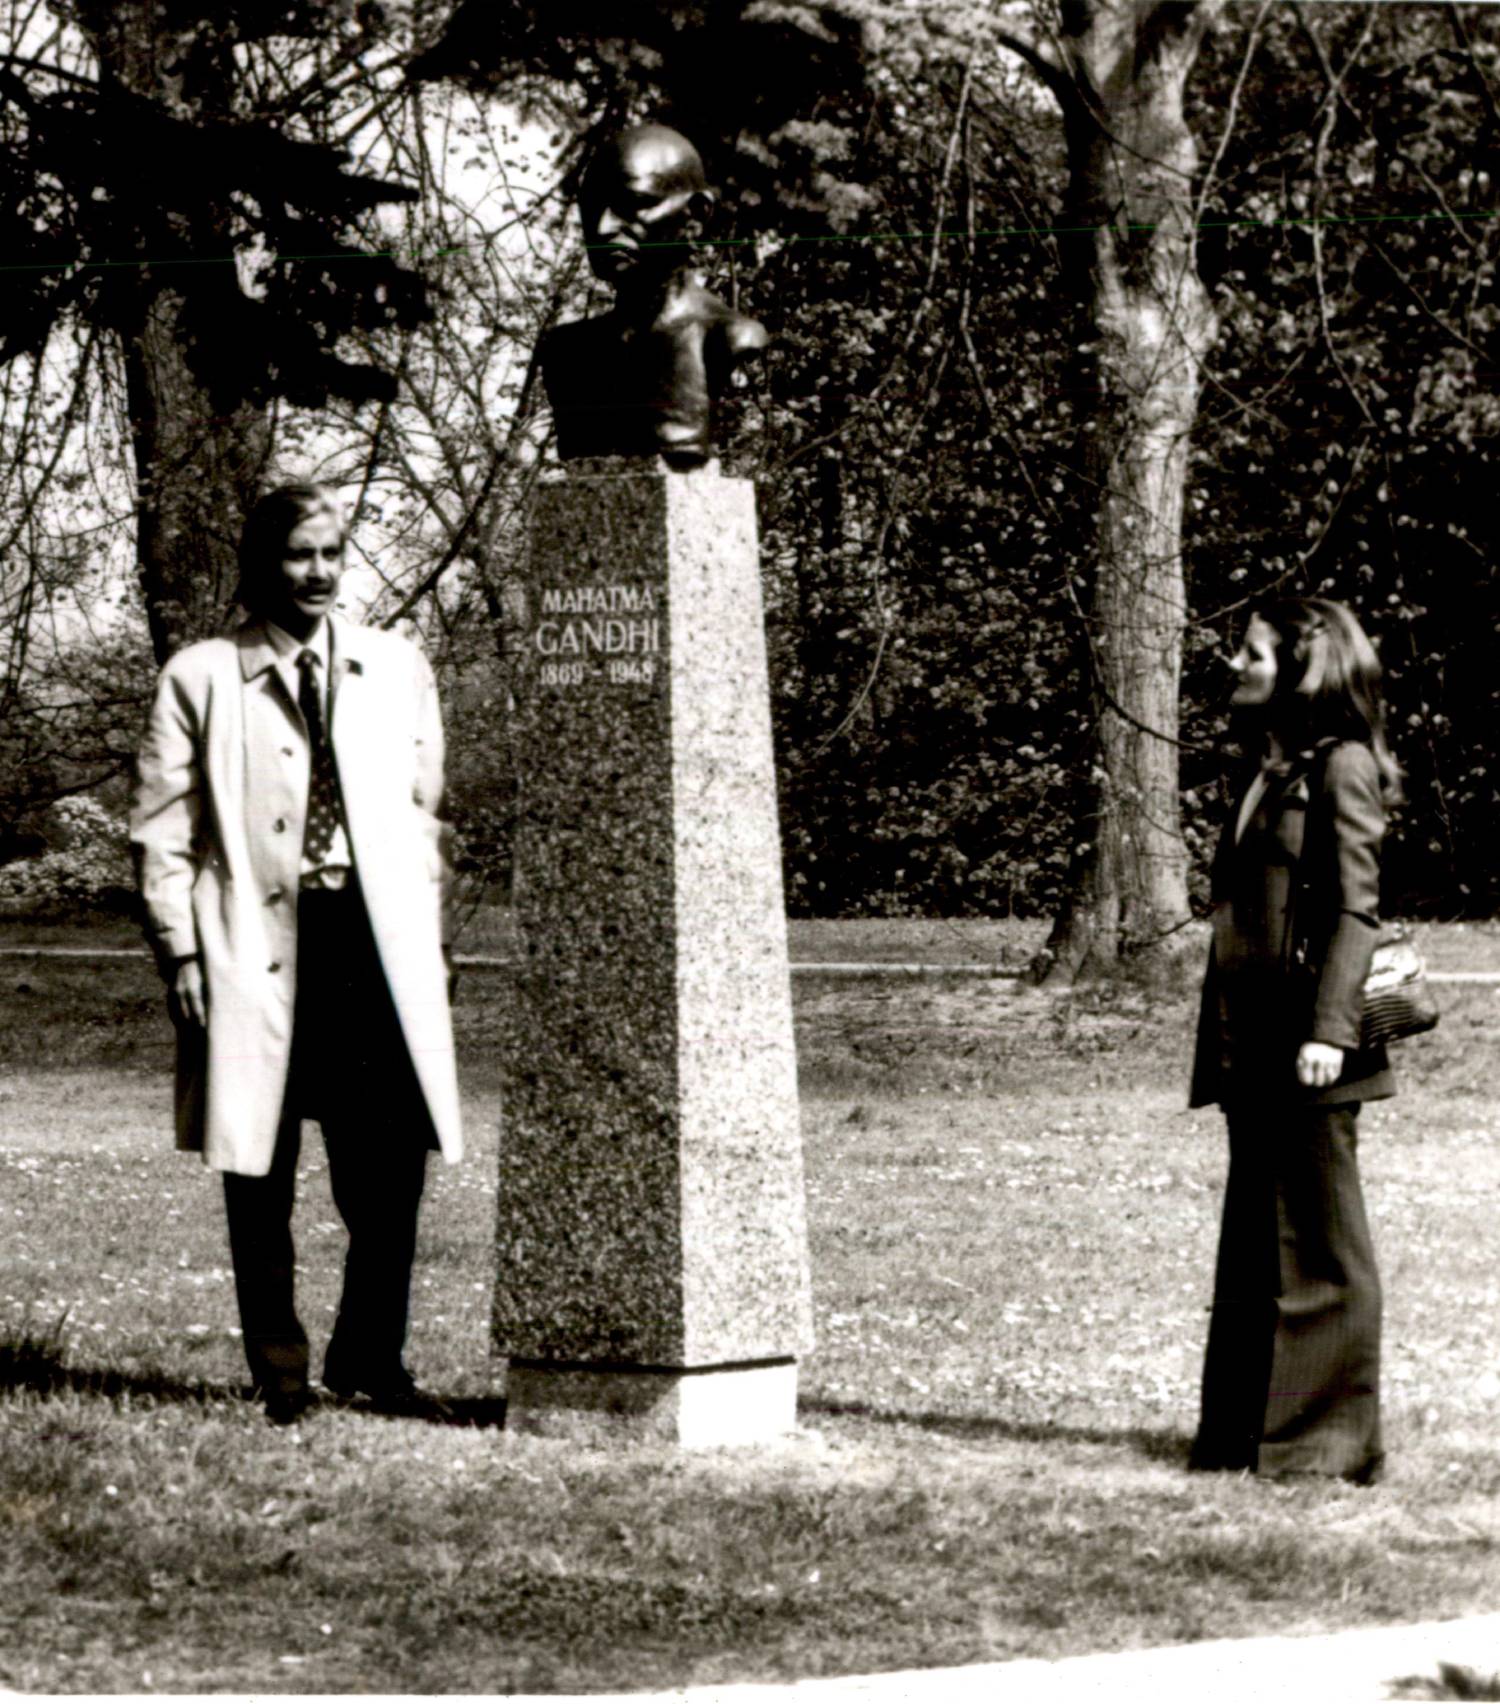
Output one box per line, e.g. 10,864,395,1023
235,619,313,741
236,616,371,747
326,615,367,756
236,620,289,703
237,621,279,682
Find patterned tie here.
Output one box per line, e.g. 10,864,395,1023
296,649,342,867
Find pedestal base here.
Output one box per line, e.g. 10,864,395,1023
504,1359,799,1447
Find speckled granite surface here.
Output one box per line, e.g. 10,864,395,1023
495,465,813,1371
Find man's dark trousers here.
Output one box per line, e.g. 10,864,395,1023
222,883,434,1402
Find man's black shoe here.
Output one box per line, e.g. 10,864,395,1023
263,1387,311,1426
323,1367,441,1416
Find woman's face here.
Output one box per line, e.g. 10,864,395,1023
1229,615,1280,708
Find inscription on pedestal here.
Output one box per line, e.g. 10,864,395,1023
535,583,661,689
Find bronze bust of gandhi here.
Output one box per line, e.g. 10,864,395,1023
539,124,768,469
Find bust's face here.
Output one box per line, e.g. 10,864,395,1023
580,126,709,285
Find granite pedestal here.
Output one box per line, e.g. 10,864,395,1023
495,464,813,1446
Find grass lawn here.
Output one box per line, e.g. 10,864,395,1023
1,931,1499,1692
0,908,1055,964
8,907,1499,973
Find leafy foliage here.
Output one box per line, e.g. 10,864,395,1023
749,2,1500,919
6,1,1500,922
1181,2,1500,913
0,794,132,912
0,3,430,405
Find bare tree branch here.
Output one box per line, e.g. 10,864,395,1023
1297,2,1379,429
1192,0,1273,233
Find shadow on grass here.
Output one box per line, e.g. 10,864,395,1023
1390,1663,1500,1701
802,1394,1193,1466
0,1334,238,1412
0,1337,509,1428
3,1342,1188,1459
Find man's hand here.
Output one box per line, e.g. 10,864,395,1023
171,957,207,1029
1297,1041,1343,1089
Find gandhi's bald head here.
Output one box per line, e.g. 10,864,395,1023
579,124,714,285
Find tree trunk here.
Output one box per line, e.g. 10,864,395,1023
1038,0,1222,983
79,0,271,663
120,295,271,662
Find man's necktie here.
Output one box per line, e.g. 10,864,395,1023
296,649,341,867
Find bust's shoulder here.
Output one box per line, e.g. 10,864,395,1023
687,287,767,354
718,310,768,356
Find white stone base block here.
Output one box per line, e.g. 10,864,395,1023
504,1359,799,1448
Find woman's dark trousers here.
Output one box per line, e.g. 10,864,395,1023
1192,1100,1383,1482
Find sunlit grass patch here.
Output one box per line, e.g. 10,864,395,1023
1,943,1498,1690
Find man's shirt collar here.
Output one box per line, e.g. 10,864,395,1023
264,617,331,668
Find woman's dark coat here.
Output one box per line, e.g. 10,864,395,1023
1190,737,1395,1109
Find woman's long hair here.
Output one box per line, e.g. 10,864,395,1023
235,483,344,613
1256,597,1403,798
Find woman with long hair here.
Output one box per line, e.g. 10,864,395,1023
1189,597,1401,1483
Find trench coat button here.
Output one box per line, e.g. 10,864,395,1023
268,961,281,974
282,747,294,758
274,817,286,833
267,889,284,906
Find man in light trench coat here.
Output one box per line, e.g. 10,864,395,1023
130,484,463,1424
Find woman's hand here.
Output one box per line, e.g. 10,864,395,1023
171,957,207,1029
1297,1041,1343,1089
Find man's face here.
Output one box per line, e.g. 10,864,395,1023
581,129,706,285
262,512,345,641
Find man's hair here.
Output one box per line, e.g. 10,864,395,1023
236,483,344,611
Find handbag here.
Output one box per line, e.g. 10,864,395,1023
1358,921,1440,1048
1288,742,1440,1050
